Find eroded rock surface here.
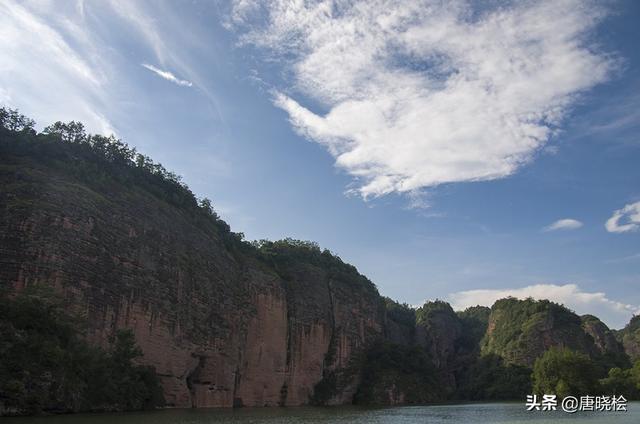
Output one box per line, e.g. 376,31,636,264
0,156,383,408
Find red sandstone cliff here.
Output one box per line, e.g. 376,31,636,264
0,153,384,408
2,124,633,410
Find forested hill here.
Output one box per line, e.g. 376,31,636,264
1,108,639,416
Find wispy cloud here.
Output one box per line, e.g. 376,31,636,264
448,283,639,329
566,88,640,148
0,1,113,134
111,0,224,122
0,1,211,135
606,201,640,233
142,63,193,87
108,0,169,65
605,252,640,264
230,0,615,199
543,218,583,232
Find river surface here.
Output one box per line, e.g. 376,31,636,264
3,402,639,423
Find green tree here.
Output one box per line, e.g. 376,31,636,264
43,121,87,143
384,297,416,328
199,197,217,218
599,360,640,399
0,290,164,415
600,367,639,398
457,354,532,400
354,341,441,405
0,107,35,132
532,347,600,397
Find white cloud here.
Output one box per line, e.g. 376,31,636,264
230,0,614,198
606,201,640,233
0,1,209,134
543,218,583,232
0,1,114,134
110,0,224,122
449,283,639,329
109,0,169,65
141,64,193,87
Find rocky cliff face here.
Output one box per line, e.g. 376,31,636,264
1,123,635,410
618,316,640,362
0,148,383,408
414,301,462,393
356,303,493,405
581,315,625,357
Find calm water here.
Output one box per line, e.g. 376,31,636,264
3,403,639,423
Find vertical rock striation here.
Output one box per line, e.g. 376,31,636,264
0,153,383,408
0,131,634,409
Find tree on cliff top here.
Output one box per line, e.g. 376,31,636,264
415,300,457,326
0,107,35,133
0,107,246,250
481,297,592,366
253,238,378,293
384,297,416,329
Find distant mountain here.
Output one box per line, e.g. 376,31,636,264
367,298,630,404
482,298,601,367
0,109,637,415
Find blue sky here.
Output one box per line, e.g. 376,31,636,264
1,0,639,328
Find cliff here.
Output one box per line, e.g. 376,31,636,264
0,112,636,413
581,315,626,357
618,316,640,362
0,123,384,409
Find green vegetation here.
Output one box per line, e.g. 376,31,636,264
581,314,631,372
531,346,640,399
384,297,416,329
454,307,530,401
364,297,638,402
457,306,490,353
0,288,164,415
0,108,376,295
415,300,456,326
252,238,378,293
456,354,532,400
0,107,246,252
458,305,490,327
2,107,639,409
354,342,441,405
532,347,600,398
618,316,640,362
600,362,640,398
481,297,589,366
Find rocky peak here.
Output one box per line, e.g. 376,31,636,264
618,315,640,362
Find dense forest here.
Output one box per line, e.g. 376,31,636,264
0,287,164,415
1,107,639,415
